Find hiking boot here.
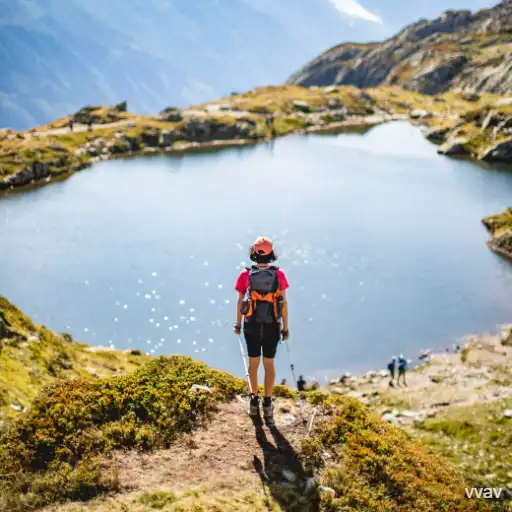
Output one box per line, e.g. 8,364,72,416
262,398,275,426
249,395,260,416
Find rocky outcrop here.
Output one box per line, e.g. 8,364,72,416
437,137,471,156
407,55,469,95
425,126,450,144
482,139,512,162
1,162,51,189
288,1,512,95
483,207,512,261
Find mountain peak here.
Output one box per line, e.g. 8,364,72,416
288,0,512,95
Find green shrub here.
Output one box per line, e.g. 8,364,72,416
302,394,485,511
0,356,246,511
139,490,177,509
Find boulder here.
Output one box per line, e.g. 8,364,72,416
48,144,68,153
410,109,430,119
31,162,50,180
482,110,509,130
425,126,450,144
141,131,160,147
481,139,512,163
0,318,9,338
292,100,311,113
461,92,480,102
159,130,180,147
437,137,471,156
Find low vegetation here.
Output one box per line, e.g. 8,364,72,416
483,207,512,236
414,396,512,501
483,207,512,261
0,298,503,511
302,393,486,511
0,356,248,511
0,296,149,421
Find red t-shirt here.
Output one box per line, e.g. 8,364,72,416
235,267,289,295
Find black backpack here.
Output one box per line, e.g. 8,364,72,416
240,266,281,324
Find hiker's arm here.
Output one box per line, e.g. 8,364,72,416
236,293,244,327
281,290,289,331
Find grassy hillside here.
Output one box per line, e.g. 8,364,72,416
0,296,149,421
0,297,489,512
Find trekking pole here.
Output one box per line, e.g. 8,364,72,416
283,340,307,425
238,334,254,396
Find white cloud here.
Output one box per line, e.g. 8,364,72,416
328,0,382,24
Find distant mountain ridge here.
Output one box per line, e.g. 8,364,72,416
0,0,384,130
288,0,512,95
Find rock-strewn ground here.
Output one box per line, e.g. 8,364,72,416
324,325,512,496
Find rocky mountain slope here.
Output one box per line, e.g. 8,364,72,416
288,0,512,95
0,298,490,512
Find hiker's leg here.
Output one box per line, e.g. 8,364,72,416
261,323,280,398
248,357,260,395
263,357,275,397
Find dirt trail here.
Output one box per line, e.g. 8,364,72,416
32,120,135,137
41,398,320,512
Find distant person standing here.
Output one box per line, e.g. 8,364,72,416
397,354,408,387
87,118,93,131
297,375,307,392
387,356,397,387
68,119,74,132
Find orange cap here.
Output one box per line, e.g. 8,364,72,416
252,237,273,256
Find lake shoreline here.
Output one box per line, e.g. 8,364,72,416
0,113,405,195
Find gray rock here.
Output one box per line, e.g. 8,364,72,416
190,384,212,393
318,486,336,497
0,319,9,338
419,349,432,360
410,109,430,119
425,126,450,144
48,144,68,152
327,98,341,110
141,131,160,147
282,469,297,482
292,100,310,113
481,139,512,163
159,130,179,147
461,92,480,102
304,477,317,493
437,137,470,156
408,55,469,95
86,367,99,378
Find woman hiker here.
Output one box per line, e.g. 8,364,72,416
233,237,289,426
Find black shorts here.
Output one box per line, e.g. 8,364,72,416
244,322,281,359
